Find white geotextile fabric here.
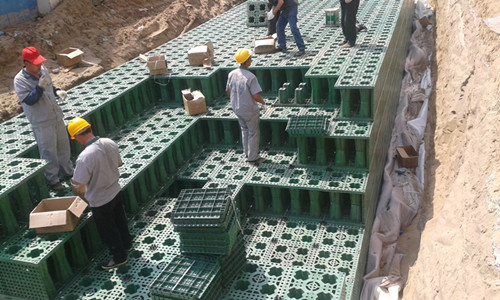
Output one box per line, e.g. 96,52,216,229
361,1,433,299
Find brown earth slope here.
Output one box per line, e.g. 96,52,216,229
403,0,500,299
0,0,244,122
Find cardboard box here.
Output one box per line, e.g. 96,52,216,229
254,37,276,54
182,89,207,116
29,196,88,234
188,41,214,67
56,47,83,67
396,145,419,168
147,55,168,75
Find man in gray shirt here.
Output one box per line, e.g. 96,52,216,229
226,48,267,165
68,117,132,270
13,47,73,191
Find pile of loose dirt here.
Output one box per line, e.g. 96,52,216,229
0,0,244,122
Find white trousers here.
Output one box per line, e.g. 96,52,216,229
32,119,74,185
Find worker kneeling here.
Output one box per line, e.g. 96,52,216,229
68,117,133,270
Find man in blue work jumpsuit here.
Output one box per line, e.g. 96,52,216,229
13,47,73,191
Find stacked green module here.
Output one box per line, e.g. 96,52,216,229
149,188,246,299
0,0,414,299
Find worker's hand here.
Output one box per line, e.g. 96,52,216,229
345,0,352,3
56,90,68,101
38,72,50,89
267,11,275,20
70,179,86,197
261,104,268,112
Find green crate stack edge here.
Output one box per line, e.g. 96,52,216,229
0,0,415,299
149,188,246,299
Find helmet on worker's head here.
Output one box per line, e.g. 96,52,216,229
234,48,252,64
67,117,91,140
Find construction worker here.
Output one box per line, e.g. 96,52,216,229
68,117,132,270
340,0,360,48
226,48,266,165
272,0,306,56
13,46,73,191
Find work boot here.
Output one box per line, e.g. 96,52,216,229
50,182,66,191
101,258,127,270
248,157,266,166
295,50,306,56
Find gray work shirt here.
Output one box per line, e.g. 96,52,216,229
73,137,122,208
13,66,63,128
226,67,262,118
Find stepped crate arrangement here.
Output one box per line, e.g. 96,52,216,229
0,0,414,299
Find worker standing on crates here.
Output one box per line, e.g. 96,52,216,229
226,48,267,166
270,0,306,56
340,0,360,48
13,46,73,191
67,117,133,270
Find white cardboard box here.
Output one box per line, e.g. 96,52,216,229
182,89,207,116
56,47,84,67
29,196,88,234
187,41,214,67
254,37,276,54
147,55,168,75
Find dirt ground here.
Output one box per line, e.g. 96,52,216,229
1,0,500,299
0,0,244,122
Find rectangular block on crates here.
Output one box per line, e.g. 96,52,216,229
396,145,418,168
29,196,88,234
146,55,168,75
182,89,207,116
150,255,222,300
254,36,276,54
286,115,331,136
188,41,214,67
56,47,83,67
325,8,340,27
172,188,232,228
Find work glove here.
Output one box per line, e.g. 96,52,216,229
267,11,275,20
38,72,50,89
261,104,268,112
56,90,68,101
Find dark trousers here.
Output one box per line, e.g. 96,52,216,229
91,191,132,263
340,0,360,45
267,6,281,36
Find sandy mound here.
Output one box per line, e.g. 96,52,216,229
0,0,244,122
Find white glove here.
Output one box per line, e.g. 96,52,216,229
38,72,50,89
267,11,275,20
261,104,268,112
56,90,68,101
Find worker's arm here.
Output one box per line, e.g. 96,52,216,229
225,88,230,97
70,179,87,199
252,93,265,105
21,86,44,105
273,0,283,14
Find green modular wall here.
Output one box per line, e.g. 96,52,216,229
0,0,414,299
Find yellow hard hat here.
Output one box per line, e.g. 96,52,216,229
67,117,91,139
234,48,252,64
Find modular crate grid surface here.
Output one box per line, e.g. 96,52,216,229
0,0,414,299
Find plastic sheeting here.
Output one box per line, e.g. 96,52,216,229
484,16,500,35
361,1,434,299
